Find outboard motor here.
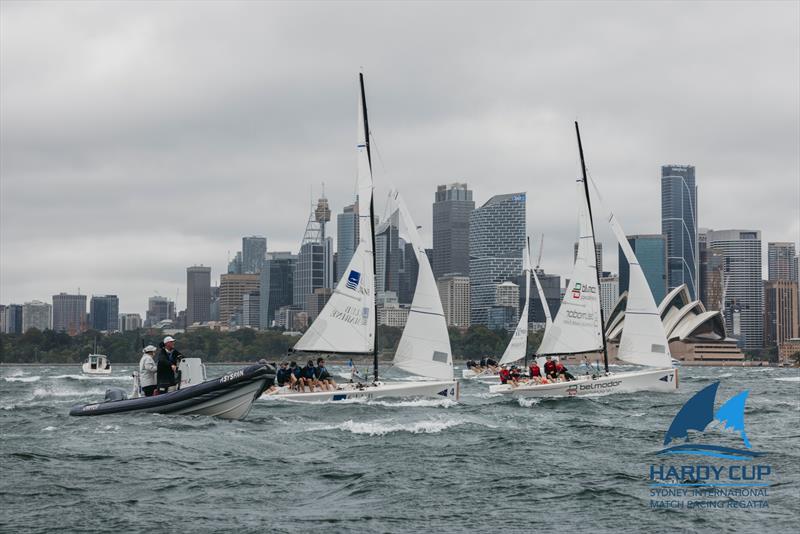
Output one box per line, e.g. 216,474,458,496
104,387,128,402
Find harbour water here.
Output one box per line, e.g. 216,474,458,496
1,364,798,533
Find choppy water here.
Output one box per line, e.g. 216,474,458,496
1,364,798,533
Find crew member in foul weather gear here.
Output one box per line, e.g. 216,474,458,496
138,345,158,397
555,361,575,381
543,356,557,380
499,366,511,384
156,336,182,394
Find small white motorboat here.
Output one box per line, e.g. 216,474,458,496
82,353,111,375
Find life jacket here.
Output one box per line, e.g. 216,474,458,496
530,365,541,377
499,369,511,383
544,361,556,375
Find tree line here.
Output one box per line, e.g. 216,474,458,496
0,325,543,364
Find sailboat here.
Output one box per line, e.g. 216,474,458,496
491,122,678,398
262,74,458,402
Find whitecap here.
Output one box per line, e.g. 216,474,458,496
42,426,57,432
517,397,540,408
4,376,41,383
311,419,465,436
774,376,800,382
52,374,122,381
717,372,733,378
468,392,503,399
365,398,457,408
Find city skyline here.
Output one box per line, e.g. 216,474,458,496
2,2,798,316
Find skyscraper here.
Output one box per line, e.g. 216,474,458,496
219,273,260,325
574,242,603,275
294,204,333,309
336,202,359,283
433,183,474,279
90,295,119,332
119,313,143,332
764,280,798,348
661,164,698,299
146,296,175,326
437,274,470,328
52,293,87,335
22,300,51,332
520,270,561,324
398,241,419,305
469,192,526,326
600,274,619,319
707,229,763,350
768,242,798,282
375,210,401,299
617,234,667,304
259,252,296,328
4,304,23,334
242,291,261,328
186,265,212,325
242,236,267,274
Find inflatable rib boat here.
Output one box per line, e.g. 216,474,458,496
69,365,273,420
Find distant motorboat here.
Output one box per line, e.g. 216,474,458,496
82,353,111,375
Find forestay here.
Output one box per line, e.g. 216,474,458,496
607,211,672,368
537,180,604,356
292,85,376,354
499,241,532,365
390,190,454,380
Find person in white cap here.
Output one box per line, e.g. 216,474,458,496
138,345,158,397
156,336,183,394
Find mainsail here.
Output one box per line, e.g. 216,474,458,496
292,76,375,354
390,190,454,381
499,240,532,365
608,210,672,368
537,179,604,356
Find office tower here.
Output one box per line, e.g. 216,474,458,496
219,273,260,325
336,202,359,283
209,285,220,321
242,291,260,328
437,275,471,328
228,251,243,274
617,234,667,304
306,288,333,321
146,296,175,326
186,265,212,325
661,164,698,299
375,209,401,299
52,293,87,335
119,313,143,332
469,193,526,325
0,305,5,333
4,304,23,334
574,241,603,275
518,270,561,324
22,300,51,332
600,274,619,319
768,242,798,282
433,183,475,279
764,280,799,348
398,242,419,305
241,236,267,274
89,295,119,331
707,229,763,350
294,205,333,308
259,252,297,328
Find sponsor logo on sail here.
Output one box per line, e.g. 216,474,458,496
346,270,361,290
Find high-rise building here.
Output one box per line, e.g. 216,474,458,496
228,251,243,274
52,293,87,335
764,280,799,348
0,305,5,333
336,202,359,283
209,285,220,321
574,242,603,275
242,291,261,328
119,313,143,332
520,270,561,324
600,274,619,319
186,265,212,325
260,252,296,328
707,229,763,350
219,273,260,325
398,241,419,304
768,242,798,282
294,206,333,309
437,275,470,328
375,210,401,299
90,295,119,332
306,288,333,321
661,164,698,299
4,304,23,334
242,236,268,274
22,300,51,332
469,192,526,326
433,183,474,279
146,296,175,326
617,234,667,304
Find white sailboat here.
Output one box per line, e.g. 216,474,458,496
262,74,458,402
491,122,677,398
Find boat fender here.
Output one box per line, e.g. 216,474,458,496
104,387,128,402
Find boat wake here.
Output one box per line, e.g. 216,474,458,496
310,418,466,436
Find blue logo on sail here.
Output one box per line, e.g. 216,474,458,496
658,382,763,461
346,270,361,290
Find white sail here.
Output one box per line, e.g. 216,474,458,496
531,269,552,327
499,241,532,365
390,191,454,380
537,180,604,355
608,212,672,367
293,79,375,354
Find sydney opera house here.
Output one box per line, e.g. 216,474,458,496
605,284,745,364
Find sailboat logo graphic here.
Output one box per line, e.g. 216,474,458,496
346,270,361,290
657,382,764,461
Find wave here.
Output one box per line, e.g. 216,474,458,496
468,392,503,399
32,386,108,399
4,376,41,383
52,374,123,381
517,397,540,408
42,426,57,432
364,398,457,408
312,418,465,436
717,372,733,378
774,376,800,382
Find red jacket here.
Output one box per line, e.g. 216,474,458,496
529,364,541,377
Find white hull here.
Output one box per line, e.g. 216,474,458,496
261,379,459,403
461,368,498,380
81,363,112,375
489,368,678,398
168,380,267,419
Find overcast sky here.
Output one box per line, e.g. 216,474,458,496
1,1,798,316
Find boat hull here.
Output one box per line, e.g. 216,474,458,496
489,368,678,398
81,363,112,375
262,379,459,403
70,365,273,420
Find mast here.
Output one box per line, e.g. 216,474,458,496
574,121,609,373
360,73,379,382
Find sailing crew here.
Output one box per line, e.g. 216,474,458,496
543,356,557,380
299,360,316,392
509,366,522,386
156,336,182,394
528,361,543,384
555,361,575,381
314,358,336,391
272,362,292,391
138,345,158,397
289,361,302,391
499,365,511,385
